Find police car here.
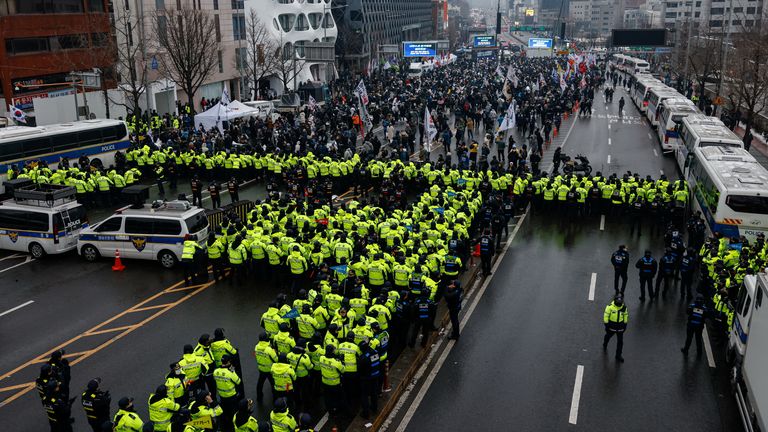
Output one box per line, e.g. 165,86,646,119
0,182,87,258
77,198,209,268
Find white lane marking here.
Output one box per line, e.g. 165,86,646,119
600,215,606,231
544,116,579,172
607,155,611,164
0,253,22,262
660,169,664,176
0,300,34,318
588,273,597,301
390,210,530,432
0,256,34,275
648,132,653,139
569,365,585,425
608,138,612,146
608,124,611,130
314,412,329,430
703,326,716,368
653,149,659,157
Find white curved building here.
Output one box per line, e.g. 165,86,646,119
245,0,338,94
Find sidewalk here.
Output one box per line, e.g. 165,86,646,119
733,124,768,168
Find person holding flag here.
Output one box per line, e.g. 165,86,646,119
423,106,438,155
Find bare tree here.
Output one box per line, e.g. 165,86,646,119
725,27,768,139
243,10,280,99
688,31,722,109
153,7,220,105
274,34,306,93
110,7,150,116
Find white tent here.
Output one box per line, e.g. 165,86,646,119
194,100,259,131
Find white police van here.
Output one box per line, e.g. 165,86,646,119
0,181,87,258
77,196,209,269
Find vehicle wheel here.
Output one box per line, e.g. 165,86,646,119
158,250,178,269
81,245,100,262
29,242,45,259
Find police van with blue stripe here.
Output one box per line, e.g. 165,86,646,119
77,191,209,268
0,181,87,258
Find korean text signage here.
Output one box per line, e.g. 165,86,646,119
403,42,437,57
473,35,497,48
528,38,553,49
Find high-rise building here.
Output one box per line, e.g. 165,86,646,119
662,0,764,33
568,0,626,35
243,0,338,95
332,0,433,72
0,0,115,117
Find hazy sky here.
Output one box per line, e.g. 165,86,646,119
465,0,497,9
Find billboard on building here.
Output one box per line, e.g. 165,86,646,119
611,29,667,47
473,35,497,48
403,42,438,57
525,8,535,16
528,38,553,48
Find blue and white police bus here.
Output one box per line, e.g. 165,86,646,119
656,98,698,153
675,114,742,172
0,119,130,194
684,145,768,241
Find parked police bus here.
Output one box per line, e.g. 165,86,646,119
675,114,743,171
683,145,768,241
0,119,130,194
656,98,698,153
646,87,685,128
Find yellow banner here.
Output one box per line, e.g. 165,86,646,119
185,416,213,429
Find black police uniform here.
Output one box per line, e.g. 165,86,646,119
43,391,73,432
478,234,494,276
635,254,658,301
409,295,435,347
444,284,463,339
611,248,629,293
682,299,709,356
81,387,111,432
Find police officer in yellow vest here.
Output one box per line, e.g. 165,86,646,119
113,397,144,432
207,235,226,282
178,344,208,393
228,236,247,285
181,236,203,287
148,385,180,431
287,246,308,296
213,355,242,432
603,295,628,363
318,346,344,416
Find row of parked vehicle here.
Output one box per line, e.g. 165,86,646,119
0,180,208,268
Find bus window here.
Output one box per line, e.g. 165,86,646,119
726,195,768,215
78,129,102,145
51,133,80,151
22,137,53,156
0,209,49,231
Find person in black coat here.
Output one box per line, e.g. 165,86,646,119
444,280,463,340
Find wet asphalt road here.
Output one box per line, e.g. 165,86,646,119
399,88,743,431
0,85,743,431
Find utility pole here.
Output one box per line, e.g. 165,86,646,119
683,0,694,87
717,0,734,113
496,0,502,66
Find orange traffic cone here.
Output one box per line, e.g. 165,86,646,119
112,249,125,271
472,244,481,257
382,360,392,392
564,111,569,120
553,127,559,137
